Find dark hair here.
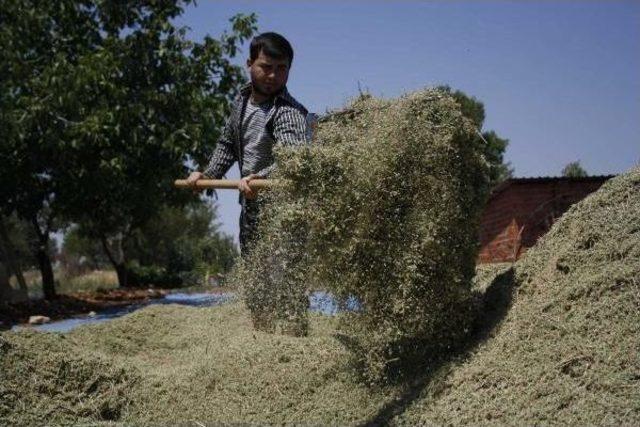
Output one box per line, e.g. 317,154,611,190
249,32,294,65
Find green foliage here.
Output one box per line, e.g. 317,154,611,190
129,202,238,284
61,225,110,273
127,264,181,288
63,202,237,287
438,86,513,187
562,160,588,177
234,89,490,382
480,130,513,185
0,214,38,270
0,0,256,287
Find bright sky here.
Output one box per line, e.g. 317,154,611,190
175,0,640,242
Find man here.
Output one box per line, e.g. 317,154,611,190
186,32,310,254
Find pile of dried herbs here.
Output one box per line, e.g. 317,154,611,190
396,167,640,425
0,331,136,424
234,89,490,381
1,303,396,425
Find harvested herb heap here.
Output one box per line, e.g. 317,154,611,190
396,167,640,425
233,88,490,381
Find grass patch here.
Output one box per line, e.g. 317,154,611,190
13,269,119,298
58,270,119,294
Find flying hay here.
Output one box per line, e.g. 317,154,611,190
233,89,490,382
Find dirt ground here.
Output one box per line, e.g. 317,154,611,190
0,288,170,329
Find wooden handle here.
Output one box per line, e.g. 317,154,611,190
174,179,274,190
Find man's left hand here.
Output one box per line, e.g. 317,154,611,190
239,174,259,199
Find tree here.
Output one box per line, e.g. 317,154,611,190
0,1,74,298
63,201,238,287
128,201,237,283
0,215,30,301
562,161,588,178
0,261,12,303
0,1,257,290
60,225,110,275
438,86,514,187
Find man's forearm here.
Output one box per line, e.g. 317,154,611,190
254,163,276,179
203,142,236,178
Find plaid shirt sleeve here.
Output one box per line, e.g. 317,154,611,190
254,105,310,178
203,114,237,179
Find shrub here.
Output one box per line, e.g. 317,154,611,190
127,264,182,288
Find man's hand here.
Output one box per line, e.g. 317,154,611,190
239,174,259,200
186,171,204,193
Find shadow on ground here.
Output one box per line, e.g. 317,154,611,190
360,266,516,426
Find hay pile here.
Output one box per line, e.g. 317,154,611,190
236,89,489,381
396,167,640,425
0,331,135,424
1,304,399,425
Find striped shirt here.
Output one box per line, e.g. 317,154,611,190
241,98,274,177
204,83,310,180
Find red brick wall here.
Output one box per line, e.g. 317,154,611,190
477,178,609,263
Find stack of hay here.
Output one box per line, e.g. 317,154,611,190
0,332,135,424
397,167,640,425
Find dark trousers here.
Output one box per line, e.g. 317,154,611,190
239,196,262,256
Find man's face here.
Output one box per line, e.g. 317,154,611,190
247,50,290,98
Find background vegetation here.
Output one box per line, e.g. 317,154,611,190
0,1,512,304
0,0,254,300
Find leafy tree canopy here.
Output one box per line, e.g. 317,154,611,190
437,86,514,187
0,0,257,288
562,161,588,178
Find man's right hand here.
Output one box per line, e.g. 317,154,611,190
238,174,259,200
186,171,204,192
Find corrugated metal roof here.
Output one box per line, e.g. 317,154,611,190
489,175,616,199
508,175,615,183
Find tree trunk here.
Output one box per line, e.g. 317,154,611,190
0,261,14,303
0,215,28,299
31,218,56,300
114,262,129,288
101,234,130,287
36,244,56,299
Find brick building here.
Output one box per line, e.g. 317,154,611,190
478,175,614,263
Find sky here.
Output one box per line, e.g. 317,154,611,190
174,0,640,242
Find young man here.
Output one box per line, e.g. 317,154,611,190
186,32,310,254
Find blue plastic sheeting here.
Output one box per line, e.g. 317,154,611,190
308,291,361,315
163,292,234,306
12,293,234,334
11,291,360,334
